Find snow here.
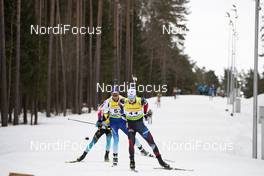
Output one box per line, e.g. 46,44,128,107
0,95,264,176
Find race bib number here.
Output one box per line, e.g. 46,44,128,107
110,108,120,116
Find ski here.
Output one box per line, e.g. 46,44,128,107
154,167,194,172
163,158,175,163
136,153,175,163
65,160,82,163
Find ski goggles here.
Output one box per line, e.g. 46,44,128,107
128,96,136,102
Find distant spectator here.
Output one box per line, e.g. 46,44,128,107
156,92,162,108
177,89,181,96
173,87,177,99
216,86,221,96
208,84,216,100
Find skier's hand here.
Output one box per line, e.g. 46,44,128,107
106,126,111,133
144,114,149,121
144,110,153,120
146,109,153,118
96,121,103,129
121,113,127,121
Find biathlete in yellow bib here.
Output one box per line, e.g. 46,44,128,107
102,86,151,166
120,88,170,170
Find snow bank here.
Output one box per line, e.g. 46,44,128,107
0,95,264,176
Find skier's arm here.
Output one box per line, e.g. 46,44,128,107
142,98,153,120
101,99,110,119
141,97,148,114
96,109,103,128
118,98,126,118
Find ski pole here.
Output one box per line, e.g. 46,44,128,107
68,118,96,125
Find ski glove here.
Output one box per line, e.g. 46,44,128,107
144,109,153,120
96,121,103,129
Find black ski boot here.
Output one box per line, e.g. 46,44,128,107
113,153,118,166
104,150,110,162
130,158,135,170
157,155,170,169
77,151,87,162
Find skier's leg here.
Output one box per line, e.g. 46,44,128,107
105,128,112,151
136,124,161,157
127,124,136,169
119,119,143,150
85,129,104,152
110,119,120,165
121,120,151,158
77,129,105,161
135,121,170,168
111,125,119,154
104,128,112,162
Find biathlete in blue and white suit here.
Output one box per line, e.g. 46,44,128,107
102,87,151,166
76,104,112,162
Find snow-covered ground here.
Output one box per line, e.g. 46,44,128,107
0,95,264,176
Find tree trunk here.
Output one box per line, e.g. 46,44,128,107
88,0,93,113
119,4,122,81
75,0,80,113
148,48,154,83
66,0,73,112
79,0,84,114
125,0,131,81
117,1,121,83
114,0,120,82
8,12,14,124
161,48,167,84
23,95,27,124
55,36,59,115
130,0,134,76
44,0,48,25
0,0,8,127
47,0,55,117
30,98,34,125
114,0,117,79
56,0,66,116
94,0,103,108
13,0,21,125
34,98,38,125
35,0,42,120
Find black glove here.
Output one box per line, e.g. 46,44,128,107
144,109,153,119
144,114,148,120
96,121,103,129
105,126,111,134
